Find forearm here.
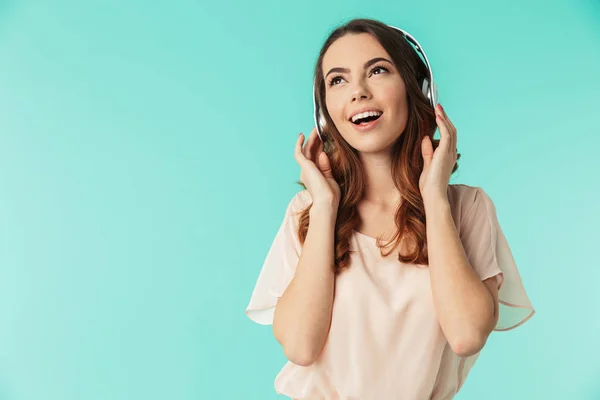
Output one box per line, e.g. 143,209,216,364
273,203,337,366
425,196,495,357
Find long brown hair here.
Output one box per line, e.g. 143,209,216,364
296,18,461,272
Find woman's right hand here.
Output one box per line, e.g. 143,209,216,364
294,126,341,209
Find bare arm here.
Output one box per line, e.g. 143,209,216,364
272,202,337,366
425,196,500,357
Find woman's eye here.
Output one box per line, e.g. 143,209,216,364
372,66,388,75
330,76,343,86
328,66,388,87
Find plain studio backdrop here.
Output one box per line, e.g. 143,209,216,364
0,0,599,399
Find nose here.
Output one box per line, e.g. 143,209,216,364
351,81,371,102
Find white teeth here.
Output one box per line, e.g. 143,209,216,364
351,110,382,123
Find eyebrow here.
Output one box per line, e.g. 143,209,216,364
325,57,393,79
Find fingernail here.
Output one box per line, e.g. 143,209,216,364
439,104,444,111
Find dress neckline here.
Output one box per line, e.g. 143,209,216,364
352,229,382,242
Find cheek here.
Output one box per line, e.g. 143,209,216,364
325,97,346,124
387,93,408,123
382,80,407,110
386,87,406,109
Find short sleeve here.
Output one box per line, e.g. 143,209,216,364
245,190,309,325
459,186,535,331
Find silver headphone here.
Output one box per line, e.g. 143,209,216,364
312,25,438,142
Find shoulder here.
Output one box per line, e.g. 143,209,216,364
448,183,481,206
288,189,313,214
447,184,494,222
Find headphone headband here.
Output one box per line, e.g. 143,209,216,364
312,25,438,141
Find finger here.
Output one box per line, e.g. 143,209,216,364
303,128,317,160
310,127,323,161
451,125,457,156
435,113,450,152
421,135,433,171
295,133,308,165
317,151,334,179
437,104,457,151
437,104,448,121
313,126,324,159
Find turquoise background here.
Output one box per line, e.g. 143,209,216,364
0,0,598,399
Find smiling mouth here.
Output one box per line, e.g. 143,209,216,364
351,113,382,125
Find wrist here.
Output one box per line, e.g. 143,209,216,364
310,202,338,220
422,186,448,203
424,195,451,215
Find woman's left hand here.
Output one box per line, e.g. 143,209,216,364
419,103,457,205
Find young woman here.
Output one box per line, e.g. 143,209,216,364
246,18,535,400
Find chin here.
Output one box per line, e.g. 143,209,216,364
355,142,396,154
342,126,401,153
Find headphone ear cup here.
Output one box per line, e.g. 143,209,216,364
314,107,327,142
420,77,437,108
317,109,327,140
421,77,430,99
318,109,326,131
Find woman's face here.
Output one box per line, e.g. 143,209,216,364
322,33,408,154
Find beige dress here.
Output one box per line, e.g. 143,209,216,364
246,184,535,400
